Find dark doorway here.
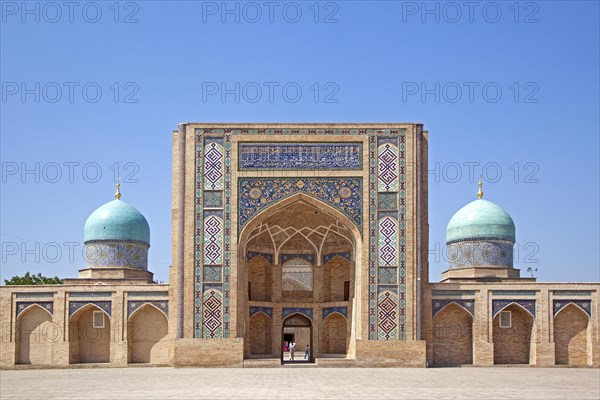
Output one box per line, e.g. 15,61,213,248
281,314,313,364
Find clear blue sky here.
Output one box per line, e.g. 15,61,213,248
1,1,598,283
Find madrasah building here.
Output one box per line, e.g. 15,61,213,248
1,123,598,369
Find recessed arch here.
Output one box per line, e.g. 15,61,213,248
322,312,347,355
127,303,169,364
69,303,111,364
493,303,534,365
247,312,273,357
554,303,590,366
432,303,473,366
16,305,54,365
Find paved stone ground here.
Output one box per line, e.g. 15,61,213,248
1,367,599,400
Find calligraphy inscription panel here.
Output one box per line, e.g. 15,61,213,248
238,142,363,170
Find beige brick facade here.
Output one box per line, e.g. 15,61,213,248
1,123,598,369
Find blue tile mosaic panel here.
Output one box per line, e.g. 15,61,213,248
282,307,313,320
238,177,362,230
323,252,351,264
322,306,347,320
127,300,169,318
238,143,362,170
69,301,112,318
16,301,53,317
250,306,273,319
553,300,591,317
247,251,273,264
492,299,536,318
432,299,475,318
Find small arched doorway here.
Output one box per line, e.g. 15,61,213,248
282,314,312,364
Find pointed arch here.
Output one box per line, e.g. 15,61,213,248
554,303,590,366
493,303,534,365
128,303,169,364
239,193,360,252
554,301,591,319
69,302,111,321
322,312,347,354
432,303,473,366
433,301,474,319
16,305,53,365
17,303,53,320
128,302,169,320
494,301,535,319
247,312,273,356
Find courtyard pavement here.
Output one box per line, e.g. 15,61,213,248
1,367,599,400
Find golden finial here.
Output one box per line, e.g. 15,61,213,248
477,176,483,199
115,178,121,200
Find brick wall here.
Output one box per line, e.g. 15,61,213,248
554,305,589,366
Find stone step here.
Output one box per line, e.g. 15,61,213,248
315,358,356,367
243,358,281,368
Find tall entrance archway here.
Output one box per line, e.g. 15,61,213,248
239,194,359,362
282,314,312,364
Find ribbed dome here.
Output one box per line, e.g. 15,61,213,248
446,199,515,244
84,199,150,244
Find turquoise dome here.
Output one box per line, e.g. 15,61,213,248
84,199,150,244
446,199,515,244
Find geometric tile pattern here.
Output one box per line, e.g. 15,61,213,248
16,301,53,317
492,299,536,318
196,127,407,341
238,142,362,170
127,300,169,318
378,216,398,267
553,300,591,317
377,142,399,192
432,299,475,318
202,286,223,338
323,306,348,320
204,142,224,190
377,289,398,340
69,301,112,318
370,133,406,340
238,177,362,230
203,213,223,265
195,133,231,339
249,306,273,319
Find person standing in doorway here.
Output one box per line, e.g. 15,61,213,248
290,342,296,361
304,344,310,360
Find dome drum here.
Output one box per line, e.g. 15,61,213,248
84,240,149,271
447,240,513,270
